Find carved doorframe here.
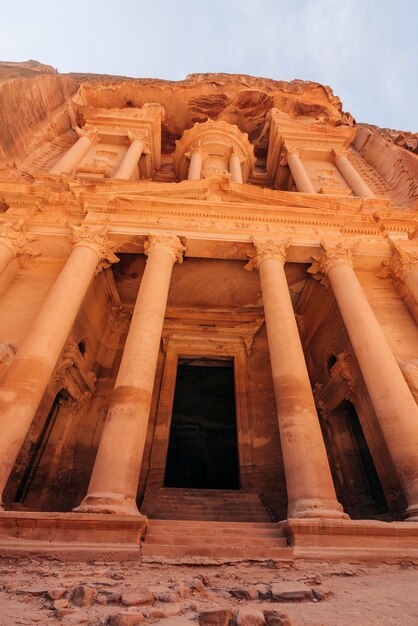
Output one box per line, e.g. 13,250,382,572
145,329,260,494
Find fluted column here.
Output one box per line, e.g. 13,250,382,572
187,146,203,180
285,146,316,194
49,128,98,175
245,239,347,519
333,148,374,198
75,234,185,515
312,241,418,520
0,225,118,509
0,219,39,276
113,132,145,180
229,150,243,183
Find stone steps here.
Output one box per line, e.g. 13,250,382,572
142,519,290,560
141,489,272,522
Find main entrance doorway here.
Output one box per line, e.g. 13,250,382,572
164,358,239,489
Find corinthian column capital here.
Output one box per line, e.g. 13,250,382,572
69,224,119,270
244,237,291,271
316,240,355,273
386,244,418,282
127,129,151,153
144,234,185,264
0,219,39,257
75,126,100,144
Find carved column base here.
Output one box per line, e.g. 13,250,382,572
404,504,418,522
289,498,349,520
73,492,140,516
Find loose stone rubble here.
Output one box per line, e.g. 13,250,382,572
0,557,417,625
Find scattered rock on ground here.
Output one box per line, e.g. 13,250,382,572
199,609,235,626
236,607,266,626
121,588,154,606
263,610,292,626
230,586,259,600
71,584,95,607
109,612,145,626
270,582,314,602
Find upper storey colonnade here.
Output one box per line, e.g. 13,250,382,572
45,103,375,199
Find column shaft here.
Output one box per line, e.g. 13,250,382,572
0,244,15,276
335,153,374,198
229,153,243,183
327,261,418,520
75,236,183,515
0,243,103,506
256,250,346,519
188,150,203,180
49,134,94,175
113,139,144,180
287,151,316,194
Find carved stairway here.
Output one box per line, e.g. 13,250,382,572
140,488,272,522
141,519,289,560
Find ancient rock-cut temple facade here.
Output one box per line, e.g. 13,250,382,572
0,61,418,558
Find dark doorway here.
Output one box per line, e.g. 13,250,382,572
321,400,389,519
164,359,239,489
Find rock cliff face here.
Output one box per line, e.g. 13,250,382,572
0,60,417,209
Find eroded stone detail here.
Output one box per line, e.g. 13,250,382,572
0,219,39,257
144,234,185,264
69,224,119,269
244,237,291,271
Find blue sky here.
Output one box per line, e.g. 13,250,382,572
1,0,417,131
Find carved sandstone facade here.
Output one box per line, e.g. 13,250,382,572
0,62,418,558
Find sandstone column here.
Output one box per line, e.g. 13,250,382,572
313,241,418,520
0,219,39,275
245,239,347,519
75,234,185,515
113,132,145,180
0,225,118,509
285,146,316,194
333,149,374,198
229,150,243,183
187,146,203,180
49,128,98,175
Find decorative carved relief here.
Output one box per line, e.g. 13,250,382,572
162,317,264,357
0,343,16,374
69,223,119,270
380,244,418,283
53,341,97,406
398,359,418,405
314,350,357,410
0,219,40,257
144,233,185,264
244,237,291,271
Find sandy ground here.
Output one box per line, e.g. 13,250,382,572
0,556,417,626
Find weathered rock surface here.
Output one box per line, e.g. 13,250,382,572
236,607,266,626
270,583,314,602
120,588,154,606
